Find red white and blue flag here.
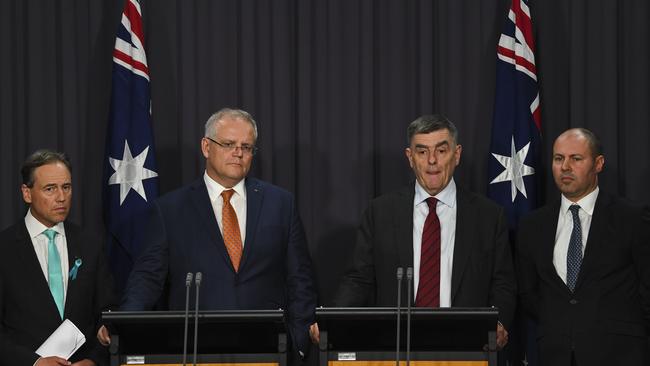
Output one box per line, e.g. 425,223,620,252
488,0,541,230
104,0,158,294
488,2,541,365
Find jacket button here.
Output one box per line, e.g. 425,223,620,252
569,299,578,305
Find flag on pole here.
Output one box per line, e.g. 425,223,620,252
488,1,541,365
104,0,158,295
488,0,541,229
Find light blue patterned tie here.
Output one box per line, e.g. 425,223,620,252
44,229,64,319
567,205,583,292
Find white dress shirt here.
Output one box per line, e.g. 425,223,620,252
412,178,457,307
204,172,247,246
553,187,599,284
24,209,69,302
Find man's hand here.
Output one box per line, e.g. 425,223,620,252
496,322,508,350
97,325,111,346
309,322,320,344
35,356,71,366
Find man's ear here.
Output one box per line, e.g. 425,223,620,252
594,154,605,173
21,184,32,204
405,148,415,169
454,144,463,166
201,137,211,159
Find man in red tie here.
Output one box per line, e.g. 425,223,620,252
334,114,515,350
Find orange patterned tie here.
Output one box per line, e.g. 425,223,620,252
221,189,243,272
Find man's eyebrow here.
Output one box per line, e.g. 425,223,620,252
414,140,451,149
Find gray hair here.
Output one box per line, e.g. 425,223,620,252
407,114,458,146
21,149,71,187
204,108,258,141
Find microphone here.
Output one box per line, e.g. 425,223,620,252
395,267,404,366
192,272,203,366
182,272,194,366
405,267,413,366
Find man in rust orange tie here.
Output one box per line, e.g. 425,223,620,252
334,114,516,350
120,108,318,358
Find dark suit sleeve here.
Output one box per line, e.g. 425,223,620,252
284,195,317,355
489,207,517,331
333,205,377,307
85,234,118,364
516,215,540,321
121,202,169,310
633,205,650,328
0,275,40,366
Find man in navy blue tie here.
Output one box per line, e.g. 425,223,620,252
0,150,115,366
517,128,650,366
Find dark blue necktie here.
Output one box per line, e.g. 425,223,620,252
567,205,582,292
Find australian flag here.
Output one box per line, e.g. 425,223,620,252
488,0,541,365
104,0,158,295
488,0,541,227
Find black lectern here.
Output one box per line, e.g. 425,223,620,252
102,310,287,366
317,307,498,366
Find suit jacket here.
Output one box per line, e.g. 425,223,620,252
121,177,317,354
334,183,516,330
0,221,116,366
517,191,650,366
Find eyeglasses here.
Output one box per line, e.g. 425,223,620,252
206,137,258,155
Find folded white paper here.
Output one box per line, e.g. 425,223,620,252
36,319,86,359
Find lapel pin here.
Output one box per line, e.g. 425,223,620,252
69,258,83,280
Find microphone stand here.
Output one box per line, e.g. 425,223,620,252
395,267,404,366
405,267,413,366
192,272,202,366
182,272,193,366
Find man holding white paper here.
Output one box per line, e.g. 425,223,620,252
0,150,115,366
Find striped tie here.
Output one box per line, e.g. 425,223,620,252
416,197,441,307
44,229,64,319
221,189,243,272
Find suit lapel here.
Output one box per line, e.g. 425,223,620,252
189,179,234,270
396,186,415,269
395,185,415,303
240,178,263,272
64,223,81,318
575,192,611,291
540,200,570,291
450,188,473,303
14,223,62,319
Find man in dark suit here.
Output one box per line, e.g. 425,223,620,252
0,150,115,366
117,108,318,356
334,114,516,349
517,128,650,366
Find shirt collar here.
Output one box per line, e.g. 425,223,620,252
560,186,599,216
24,208,66,240
203,171,247,201
414,178,457,208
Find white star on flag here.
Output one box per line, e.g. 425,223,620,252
108,141,158,205
490,136,535,202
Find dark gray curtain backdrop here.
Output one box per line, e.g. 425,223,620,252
1,0,649,305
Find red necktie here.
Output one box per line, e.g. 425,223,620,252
415,197,440,307
221,189,243,272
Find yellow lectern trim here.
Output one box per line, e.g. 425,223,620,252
329,361,486,366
